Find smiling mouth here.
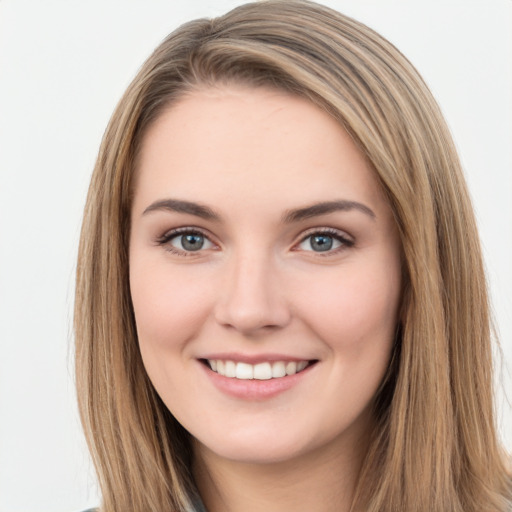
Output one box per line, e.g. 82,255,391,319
202,359,317,380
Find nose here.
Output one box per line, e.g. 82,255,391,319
214,251,291,335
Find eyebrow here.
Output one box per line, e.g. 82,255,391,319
143,199,220,220
282,200,376,223
142,198,376,222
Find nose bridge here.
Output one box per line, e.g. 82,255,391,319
215,246,290,333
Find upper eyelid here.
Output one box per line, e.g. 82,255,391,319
296,226,353,241
157,226,214,241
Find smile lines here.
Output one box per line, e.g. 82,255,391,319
205,359,312,380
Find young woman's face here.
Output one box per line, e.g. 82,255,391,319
130,86,402,466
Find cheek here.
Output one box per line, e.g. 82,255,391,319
294,261,401,356
129,260,218,407
129,260,216,351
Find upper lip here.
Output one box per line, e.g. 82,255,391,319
198,352,317,364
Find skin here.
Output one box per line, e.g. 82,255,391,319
129,85,402,512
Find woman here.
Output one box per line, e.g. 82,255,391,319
74,1,512,511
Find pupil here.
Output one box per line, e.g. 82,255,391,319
182,234,204,251
311,235,333,252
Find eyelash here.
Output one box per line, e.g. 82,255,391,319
156,227,215,257
296,227,354,256
155,227,354,256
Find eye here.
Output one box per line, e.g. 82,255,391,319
157,228,215,254
297,229,354,253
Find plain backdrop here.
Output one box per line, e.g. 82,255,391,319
0,1,511,511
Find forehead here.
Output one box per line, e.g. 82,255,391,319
133,85,388,218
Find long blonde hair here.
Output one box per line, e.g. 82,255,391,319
75,1,511,510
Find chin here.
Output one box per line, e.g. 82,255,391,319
195,435,310,465
190,412,365,467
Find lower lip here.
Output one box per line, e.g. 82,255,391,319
199,361,316,400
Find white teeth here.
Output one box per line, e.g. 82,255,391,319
207,359,311,380
225,360,236,378
235,362,253,380
271,361,286,378
297,361,308,372
285,361,297,375
253,362,272,380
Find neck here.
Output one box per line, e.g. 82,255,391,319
192,426,369,512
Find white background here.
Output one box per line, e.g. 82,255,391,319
0,1,511,511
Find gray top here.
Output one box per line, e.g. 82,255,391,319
80,496,207,512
